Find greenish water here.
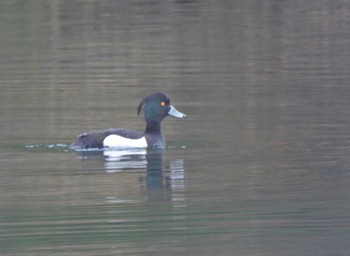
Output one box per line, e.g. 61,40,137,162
1,1,350,255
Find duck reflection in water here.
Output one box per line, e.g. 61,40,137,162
77,148,185,194
104,148,165,190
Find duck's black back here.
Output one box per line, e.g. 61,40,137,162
70,128,144,149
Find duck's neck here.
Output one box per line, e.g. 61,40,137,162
145,122,165,148
145,121,161,133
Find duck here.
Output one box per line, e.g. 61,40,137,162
70,92,186,149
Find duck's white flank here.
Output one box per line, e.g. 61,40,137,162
103,134,147,148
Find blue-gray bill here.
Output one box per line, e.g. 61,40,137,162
168,106,186,118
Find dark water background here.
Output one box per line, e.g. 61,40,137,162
1,1,350,255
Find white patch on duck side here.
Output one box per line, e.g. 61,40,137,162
103,134,147,148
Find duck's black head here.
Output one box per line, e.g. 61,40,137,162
137,92,186,131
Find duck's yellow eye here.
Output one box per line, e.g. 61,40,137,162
161,101,166,107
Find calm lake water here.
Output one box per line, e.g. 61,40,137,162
1,1,350,255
